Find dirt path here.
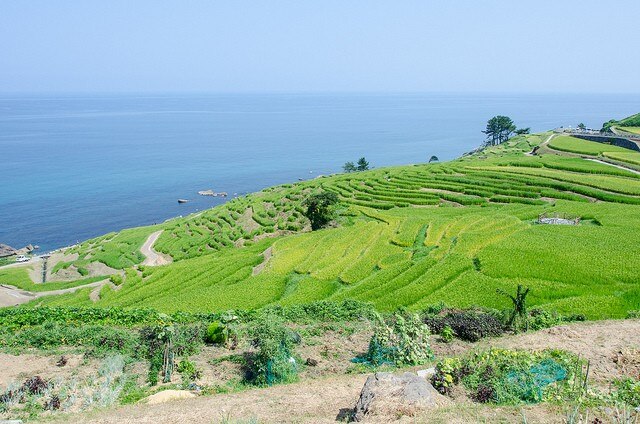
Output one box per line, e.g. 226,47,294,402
527,132,556,155
0,279,110,307
0,285,36,307
252,246,273,276
141,231,172,266
66,319,640,424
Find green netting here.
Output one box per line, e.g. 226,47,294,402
503,359,568,403
352,338,396,366
263,342,298,386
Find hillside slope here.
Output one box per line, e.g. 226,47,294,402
603,112,640,132
14,131,640,318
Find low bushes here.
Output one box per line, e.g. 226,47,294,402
177,359,202,384
432,349,586,404
0,300,376,330
424,310,505,342
249,315,300,386
0,322,140,356
359,310,433,366
610,377,640,407
423,303,587,342
261,300,376,323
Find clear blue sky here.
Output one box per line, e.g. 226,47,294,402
2,0,639,93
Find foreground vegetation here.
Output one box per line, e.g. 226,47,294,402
0,300,637,421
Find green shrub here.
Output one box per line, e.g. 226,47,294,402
432,348,585,405
177,359,202,383
2,322,140,356
205,321,228,345
249,315,300,386
109,274,124,286
431,357,462,395
441,325,454,343
611,377,640,407
527,308,563,331
424,310,505,342
362,311,432,366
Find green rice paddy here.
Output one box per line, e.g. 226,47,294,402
21,132,640,319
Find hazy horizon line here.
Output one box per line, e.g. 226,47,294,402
1,90,638,97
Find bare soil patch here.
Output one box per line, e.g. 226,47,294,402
251,246,273,276
0,353,95,391
238,207,261,233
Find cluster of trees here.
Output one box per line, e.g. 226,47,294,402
302,191,339,230
343,157,370,173
482,116,529,146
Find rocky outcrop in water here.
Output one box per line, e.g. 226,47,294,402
0,243,18,257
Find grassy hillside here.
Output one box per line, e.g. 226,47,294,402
603,112,640,132
22,131,640,319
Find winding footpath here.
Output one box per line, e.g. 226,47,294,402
0,231,171,307
0,279,110,307
141,230,171,266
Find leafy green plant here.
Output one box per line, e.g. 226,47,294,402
109,274,124,286
206,321,228,345
361,311,432,366
440,325,454,343
177,359,202,383
431,357,463,395
205,313,239,348
249,315,300,386
611,377,640,407
432,349,586,405
498,285,531,331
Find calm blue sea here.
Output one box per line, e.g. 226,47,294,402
1,93,637,252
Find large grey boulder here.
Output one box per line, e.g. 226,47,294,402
353,372,450,421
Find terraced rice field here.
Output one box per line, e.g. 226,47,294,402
617,126,640,135
25,133,640,318
547,135,640,168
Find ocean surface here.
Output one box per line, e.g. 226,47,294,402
1,93,638,252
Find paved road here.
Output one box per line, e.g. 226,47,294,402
0,256,42,270
585,158,640,175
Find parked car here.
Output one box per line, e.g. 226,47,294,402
15,255,29,263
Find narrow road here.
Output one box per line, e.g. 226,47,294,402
141,230,171,266
540,133,640,175
0,279,109,307
585,158,640,175
526,132,555,156
0,256,42,270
